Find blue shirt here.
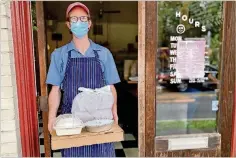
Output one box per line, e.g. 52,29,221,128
46,39,121,87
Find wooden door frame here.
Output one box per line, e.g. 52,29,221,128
35,2,52,157
138,1,157,157
10,1,50,157
220,2,236,156
10,1,40,157
138,1,236,157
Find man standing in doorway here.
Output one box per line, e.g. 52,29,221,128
46,2,120,157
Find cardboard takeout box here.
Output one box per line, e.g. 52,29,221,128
51,123,124,150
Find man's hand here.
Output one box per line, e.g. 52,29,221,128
48,86,61,133
48,117,56,133
110,85,118,124
112,105,119,124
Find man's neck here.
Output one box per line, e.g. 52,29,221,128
73,35,90,55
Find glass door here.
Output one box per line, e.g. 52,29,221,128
156,1,222,136
138,1,235,157
153,1,235,157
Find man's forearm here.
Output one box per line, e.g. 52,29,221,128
48,86,61,119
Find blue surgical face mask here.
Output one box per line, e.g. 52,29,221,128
70,21,89,39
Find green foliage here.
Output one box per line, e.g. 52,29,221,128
31,1,37,31
158,2,183,46
209,34,221,66
158,1,223,47
156,120,216,135
188,1,223,66
188,1,223,33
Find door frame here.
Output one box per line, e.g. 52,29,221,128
10,1,50,157
35,1,52,157
138,1,236,157
10,1,40,157
137,1,157,157
219,2,236,156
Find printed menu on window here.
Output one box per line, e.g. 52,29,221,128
176,40,205,79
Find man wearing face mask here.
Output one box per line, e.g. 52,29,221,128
46,2,120,157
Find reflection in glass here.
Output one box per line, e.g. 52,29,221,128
156,1,223,136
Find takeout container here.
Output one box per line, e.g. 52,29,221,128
53,114,84,136
51,123,124,150
51,115,124,150
85,119,114,133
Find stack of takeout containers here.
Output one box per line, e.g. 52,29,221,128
51,114,124,150
53,114,85,136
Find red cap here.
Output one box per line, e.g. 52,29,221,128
66,2,90,18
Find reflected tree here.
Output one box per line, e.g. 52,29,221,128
158,1,223,65
31,1,37,31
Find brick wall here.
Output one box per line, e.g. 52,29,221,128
0,1,22,156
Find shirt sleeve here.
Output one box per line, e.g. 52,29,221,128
104,50,121,85
46,51,63,86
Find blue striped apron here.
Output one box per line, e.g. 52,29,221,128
60,50,116,157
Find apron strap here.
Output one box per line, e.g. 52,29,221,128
68,51,72,59
93,50,99,59
93,50,107,85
